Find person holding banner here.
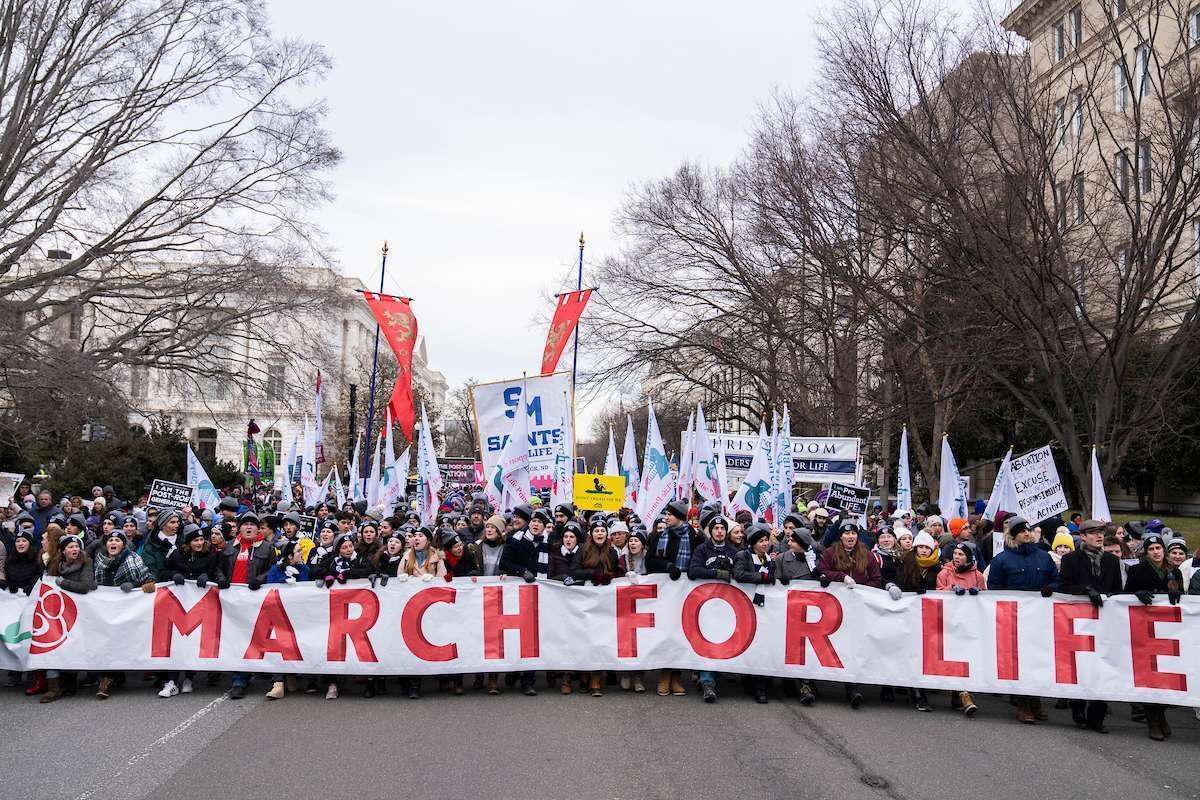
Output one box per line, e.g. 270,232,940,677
816,521,881,708
93,529,155,700
1124,533,1184,741
39,531,94,703
647,500,700,698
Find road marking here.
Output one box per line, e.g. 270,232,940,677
72,693,232,800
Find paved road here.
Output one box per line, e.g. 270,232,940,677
3,674,1199,800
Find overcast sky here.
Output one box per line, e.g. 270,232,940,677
266,1,952,434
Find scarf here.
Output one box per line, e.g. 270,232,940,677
916,551,941,569
1081,542,1103,576
560,545,578,558
512,530,550,574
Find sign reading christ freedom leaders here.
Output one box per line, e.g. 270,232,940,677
690,433,860,484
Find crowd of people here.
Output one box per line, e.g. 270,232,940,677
0,479,1194,741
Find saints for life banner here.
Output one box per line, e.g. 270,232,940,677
695,434,860,484
471,373,574,491
1009,445,1069,522
3,578,1198,707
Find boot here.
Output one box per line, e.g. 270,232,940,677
96,677,113,700
798,682,816,706
1016,698,1035,724
590,673,603,697
1146,707,1166,741
487,675,500,695
619,674,631,691
880,686,896,703
25,672,46,696
39,676,62,704
560,677,573,695
61,672,78,696
1161,710,1172,738
632,675,645,693
959,691,977,717
265,681,285,700
362,678,377,699
656,672,672,697
1030,697,1047,720
913,689,932,712
452,676,464,696
701,682,717,703
670,672,686,696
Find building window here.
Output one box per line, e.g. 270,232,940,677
263,428,283,468
1055,99,1067,144
1118,245,1130,276
1194,218,1200,286
130,366,148,399
1055,180,1068,230
1138,138,1152,192
266,362,285,401
1113,0,1127,15
1072,173,1085,222
1071,91,1084,141
1191,6,1200,46
67,308,81,340
1134,43,1151,99
1053,20,1066,62
1114,61,1129,112
1115,149,1131,197
1070,5,1083,48
195,428,218,463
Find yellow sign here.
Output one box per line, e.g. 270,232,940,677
573,474,626,512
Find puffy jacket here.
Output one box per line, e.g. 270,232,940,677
687,540,738,580
986,543,1057,591
733,549,775,584
816,545,882,587
935,562,986,591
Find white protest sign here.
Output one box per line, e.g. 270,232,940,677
147,479,194,512
693,434,859,484
1009,445,1069,522
825,482,871,524
471,373,574,492
0,472,24,504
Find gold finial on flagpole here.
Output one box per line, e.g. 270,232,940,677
382,240,389,257
579,231,585,248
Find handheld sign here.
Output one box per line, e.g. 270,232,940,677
147,479,194,512
573,474,626,512
824,482,871,523
1009,445,1069,522
298,515,318,541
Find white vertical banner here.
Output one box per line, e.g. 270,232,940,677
692,405,721,504
551,398,572,509
938,434,968,519
1091,446,1111,523
416,403,443,525
331,464,347,510
677,411,695,502
731,422,773,519
604,427,620,476
484,391,531,511
896,426,912,513
471,373,573,492
621,415,640,510
313,371,325,465
348,434,363,503
636,400,676,522
185,446,220,510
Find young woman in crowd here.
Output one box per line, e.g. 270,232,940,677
816,521,881,708
570,520,619,696
92,529,154,699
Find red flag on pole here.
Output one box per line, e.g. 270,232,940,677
541,288,592,375
361,292,419,440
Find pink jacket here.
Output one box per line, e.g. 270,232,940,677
936,562,986,591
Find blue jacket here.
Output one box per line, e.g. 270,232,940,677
986,542,1058,591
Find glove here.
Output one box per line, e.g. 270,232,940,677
323,575,335,589
141,582,156,593
522,570,535,584
624,571,639,583
819,576,832,588
804,550,818,569
217,578,230,590
335,572,347,585
369,574,379,588
967,587,979,596
714,569,731,582
1087,588,1103,608
752,591,765,608
1039,585,1054,598
379,575,389,587
915,585,926,595
1169,591,1182,606
420,572,434,582
196,575,208,589
6,583,17,594
843,576,856,588
0,580,7,591
394,573,409,582
172,573,185,586
120,582,134,593
953,586,966,596
600,574,612,586
22,585,32,595
248,578,263,591
562,576,575,586
55,576,65,588
778,575,789,586
668,565,681,581
444,573,453,582
886,583,902,601
1135,590,1154,605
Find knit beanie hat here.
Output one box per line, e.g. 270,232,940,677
1051,529,1075,552
948,518,968,538
484,514,506,534
913,530,938,552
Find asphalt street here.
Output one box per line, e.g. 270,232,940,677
3,674,1199,800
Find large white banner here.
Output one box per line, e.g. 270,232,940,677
5,578,1200,706
471,373,574,491
1010,445,1069,522
696,434,860,484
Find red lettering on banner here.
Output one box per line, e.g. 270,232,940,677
921,597,969,677
402,586,458,662
615,584,657,658
483,584,539,659
1052,602,1097,684
327,589,380,663
243,589,303,661
995,600,1019,681
784,591,844,668
151,588,222,659
681,583,755,660
1129,605,1187,692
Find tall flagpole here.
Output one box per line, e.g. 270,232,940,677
362,240,388,496
570,232,584,396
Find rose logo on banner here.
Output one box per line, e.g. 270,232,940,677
28,584,77,655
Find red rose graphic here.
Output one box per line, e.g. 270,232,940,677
29,584,77,654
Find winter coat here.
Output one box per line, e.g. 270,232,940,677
499,531,545,577
935,562,986,591
872,548,901,585
138,536,174,581
166,548,224,582
645,524,702,574
548,546,578,580
265,561,309,584
54,556,95,594
4,550,43,594
896,552,941,593
398,550,445,579
1124,560,1184,595
321,551,373,581
986,543,1058,592
816,545,883,587
306,543,335,577
687,540,738,580
443,551,473,578
1058,548,1122,596
776,548,821,581
568,546,620,584
221,538,276,586
94,548,152,587
469,539,506,577
733,549,775,584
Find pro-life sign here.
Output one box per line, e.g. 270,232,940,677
696,434,860,484
471,373,574,491
825,482,871,522
147,479,194,512
1009,445,1069,522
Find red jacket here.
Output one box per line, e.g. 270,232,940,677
935,562,986,591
